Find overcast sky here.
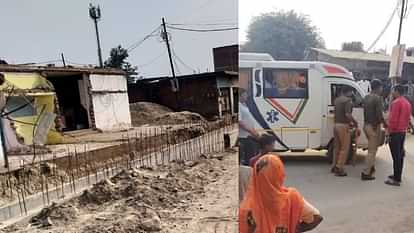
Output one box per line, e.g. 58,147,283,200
240,0,414,52
0,0,237,78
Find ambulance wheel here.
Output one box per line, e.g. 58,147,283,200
327,141,334,164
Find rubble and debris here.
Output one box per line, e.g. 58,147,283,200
0,152,234,233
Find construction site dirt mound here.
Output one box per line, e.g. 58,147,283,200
29,202,79,228
0,151,234,233
129,102,208,127
130,102,173,114
130,102,172,126
153,111,207,126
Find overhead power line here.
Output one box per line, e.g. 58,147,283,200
169,22,237,26
366,0,400,52
166,25,238,32
171,48,196,73
127,25,162,52
137,51,166,68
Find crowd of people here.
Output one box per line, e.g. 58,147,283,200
238,79,413,232
331,80,412,186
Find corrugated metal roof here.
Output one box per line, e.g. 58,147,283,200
311,48,414,64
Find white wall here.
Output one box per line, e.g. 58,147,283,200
89,74,132,131
89,74,128,91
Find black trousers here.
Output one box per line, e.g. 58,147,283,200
239,137,259,166
389,133,406,182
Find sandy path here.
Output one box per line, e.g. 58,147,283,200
164,150,238,233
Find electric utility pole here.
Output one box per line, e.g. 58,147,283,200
389,0,407,86
397,0,406,45
89,3,104,68
161,17,180,109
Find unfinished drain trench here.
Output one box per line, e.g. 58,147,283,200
0,125,237,226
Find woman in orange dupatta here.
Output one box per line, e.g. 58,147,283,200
239,154,322,233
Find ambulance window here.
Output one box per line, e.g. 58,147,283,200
330,84,363,107
263,68,308,99
239,68,251,91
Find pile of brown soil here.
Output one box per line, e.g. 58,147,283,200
152,111,207,126
130,102,172,126
129,102,208,127
30,202,79,228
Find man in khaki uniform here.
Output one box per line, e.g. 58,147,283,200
332,86,358,177
361,79,387,180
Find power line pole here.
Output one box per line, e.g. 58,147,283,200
61,53,66,67
161,17,180,109
89,3,104,68
397,0,406,45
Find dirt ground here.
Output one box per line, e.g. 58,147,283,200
0,150,238,233
163,149,238,233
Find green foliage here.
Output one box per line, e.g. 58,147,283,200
341,41,364,52
242,10,325,60
104,45,138,83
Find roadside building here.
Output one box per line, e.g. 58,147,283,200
0,65,132,137
213,45,238,72
306,48,414,81
128,71,238,119
128,44,239,119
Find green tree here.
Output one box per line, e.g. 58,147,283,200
104,45,138,83
341,41,364,52
242,10,325,60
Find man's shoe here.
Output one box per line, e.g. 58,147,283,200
334,169,347,177
388,175,394,180
385,179,401,186
330,167,339,173
361,172,375,181
370,166,376,175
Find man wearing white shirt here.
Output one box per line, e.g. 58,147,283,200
239,89,260,165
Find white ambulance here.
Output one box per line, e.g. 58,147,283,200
239,53,380,160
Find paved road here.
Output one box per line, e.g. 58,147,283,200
284,134,414,233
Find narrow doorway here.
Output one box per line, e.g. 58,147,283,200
47,75,89,131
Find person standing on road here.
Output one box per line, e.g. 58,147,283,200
239,88,260,165
361,79,387,180
249,133,276,167
332,86,358,177
239,133,276,203
385,85,412,186
239,155,323,233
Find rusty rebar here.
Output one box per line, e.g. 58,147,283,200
21,186,27,215
16,186,23,216
45,175,50,205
